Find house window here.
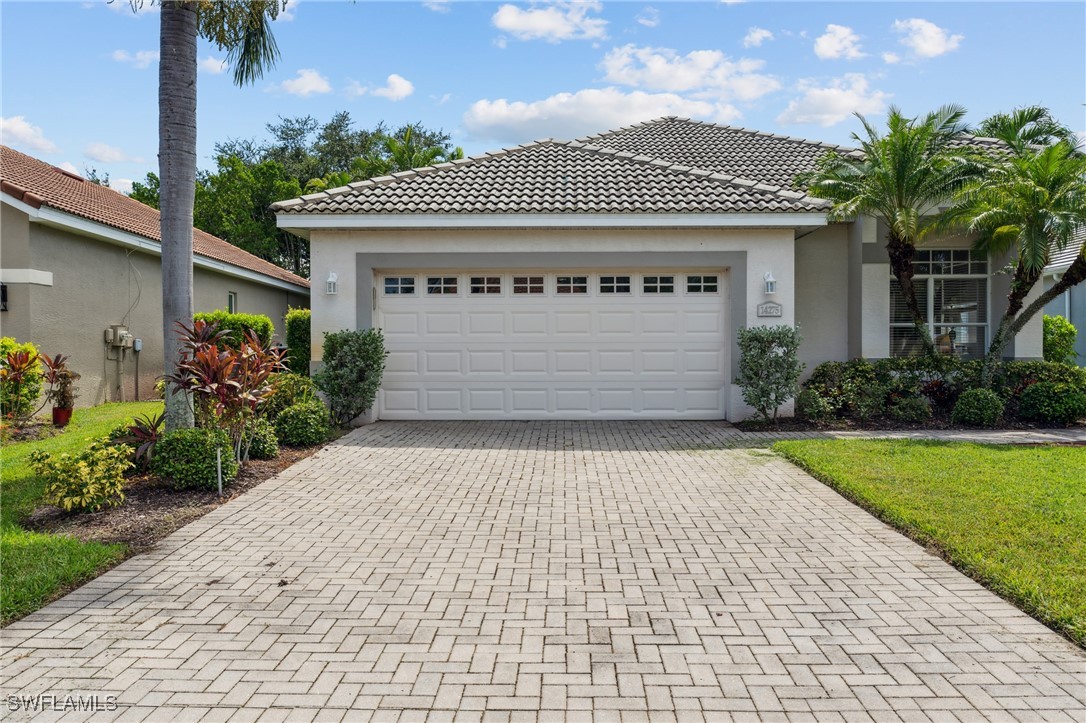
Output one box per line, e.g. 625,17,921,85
890,250,988,359
384,277,416,295
599,275,631,294
426,276,458,295
686,275,718,293
0,283,7,312
643,275,674,294
556,276,588,294
513,276,545,294
227,291,238,313
470,276,502,294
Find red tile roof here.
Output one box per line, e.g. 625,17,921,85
1,145,309,289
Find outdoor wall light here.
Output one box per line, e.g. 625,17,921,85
763,272,777,295
325,272,339,295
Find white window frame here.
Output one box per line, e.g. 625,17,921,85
426,276,460,295
512,274,546,296
469,275,502,295
642,274,676,295
384,276,417,295
227,291,238,313
555,275,589,295
685,274,720,294
599,274,632,295
890,250,989,358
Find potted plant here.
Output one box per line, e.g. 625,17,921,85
42,354,80,427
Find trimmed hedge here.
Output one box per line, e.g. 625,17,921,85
951,388,1004,428
245,417,280,460
153,428,238,490
275,401,330,446
193,310,274,348
284,308,311,375
1018,382,1086,425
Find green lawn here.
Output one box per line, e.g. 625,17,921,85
1,402,163,624
774,439,1086,646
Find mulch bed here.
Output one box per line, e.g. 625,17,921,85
1,420,65,444
23,445,323,554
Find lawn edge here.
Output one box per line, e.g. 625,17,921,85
771,440,1086,650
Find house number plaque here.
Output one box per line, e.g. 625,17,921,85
756,301,783,318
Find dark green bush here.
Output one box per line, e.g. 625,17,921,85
851,384,888,423
193,310,274,348
795,387,833,423
275,401,330,446
735,325,804,421
284,307,311,375
314,329,387,426
951,388,1004,428
153,428,238,490
1018,382,1086,425
1043,315,1078,365
264,373,318,419
805,359,879,416
245,417,280,460
890,396,932,423
992,361,1086,398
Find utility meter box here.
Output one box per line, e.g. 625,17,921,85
106,324,131,348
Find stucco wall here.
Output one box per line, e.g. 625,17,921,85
309,226,798,420
1,204,34,342
6,218,308,406
795,224,848,375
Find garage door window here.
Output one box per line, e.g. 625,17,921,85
686,275,718,293
384,277,416,295
599,275,632,294
513,276,545,295
643,275,675,294
470,276,502,294
556,276,588,294
427,276,458,295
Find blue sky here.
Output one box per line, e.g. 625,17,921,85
2,1,1083,194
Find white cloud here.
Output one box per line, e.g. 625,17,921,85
423,0,451,11
463,87,739,144
199,56,228,75
0,116,58,153
347,74,415,101
892,18,963,59
277,68,331,96
636,7,660,28
84,142,143,164
601,44,779,102
777,73,889,127
373,74,415,101
110,178,134,195
813,24,864,60
277,0,298,21
882,52,901,64
58,161,79,174
742,27,773,48
719,0,746,4
111,49,159,69
492,1,607,43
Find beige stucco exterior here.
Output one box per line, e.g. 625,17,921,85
1,203,309,406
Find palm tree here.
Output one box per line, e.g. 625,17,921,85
150,0,284,431
941,112,1086,383
801,105,980,356
355,127,465,179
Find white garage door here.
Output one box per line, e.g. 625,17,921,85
376,270,728,419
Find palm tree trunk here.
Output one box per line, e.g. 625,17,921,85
159,0,198,432
1006,251,1086,339
885,231,936,356
980,260,1042,386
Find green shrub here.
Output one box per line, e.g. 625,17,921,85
245,417,280,460
153,428,238,490
805,359,878,416
735,325,804,422
314,329,388,426
795,387,833,423
992,361,1086,398
1043,315,1078,365
284,307,311,375
1018,382,1086,425
275,401,330,446
890,395,932,423
851,384,888,423
0,337,43,420
951,388,1004,428
30,439,132,512
264,373,318,419
193,310,274,349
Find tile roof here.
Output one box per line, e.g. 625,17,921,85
1,145,309,289
1047,227,1085,271
273,137,829,216
579,117,862,190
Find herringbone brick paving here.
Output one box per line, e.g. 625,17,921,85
2,421,1083,722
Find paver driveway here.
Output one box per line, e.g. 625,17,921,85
2,421,1084,722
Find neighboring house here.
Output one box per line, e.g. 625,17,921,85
1043,229,1086,364
1,145,310,406
273,117,1043,421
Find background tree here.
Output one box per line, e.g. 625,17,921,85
801,105,980,355
83,167,110,186
940,107,1085,383
144,0,285,432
